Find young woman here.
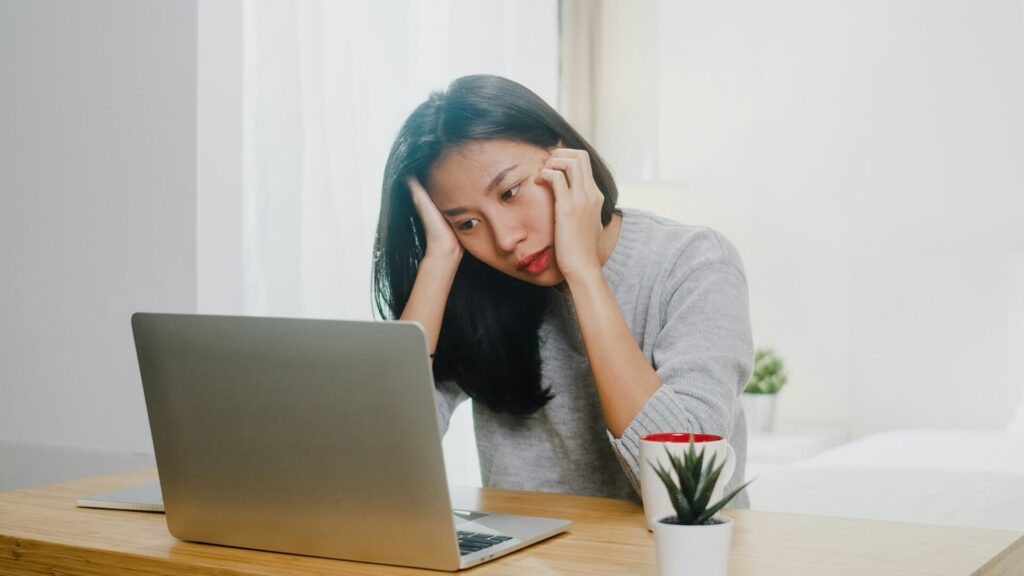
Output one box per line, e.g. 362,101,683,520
373,75,753,507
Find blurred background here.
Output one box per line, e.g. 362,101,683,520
3,0,1023,529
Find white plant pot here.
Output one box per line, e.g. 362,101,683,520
653,515,733,576
741,392,777,433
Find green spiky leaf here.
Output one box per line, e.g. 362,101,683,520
691,452,724,514
695,478,756,525
666,447,696,509
657,462,694,522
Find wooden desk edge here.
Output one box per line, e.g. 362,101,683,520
3,469,1024,576
979,530,1024,576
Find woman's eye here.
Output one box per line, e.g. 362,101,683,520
500,185,521,201
456,219,479,231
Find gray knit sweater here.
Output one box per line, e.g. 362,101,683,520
434,207,754,508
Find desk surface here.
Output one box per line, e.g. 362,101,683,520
1,469,1022,575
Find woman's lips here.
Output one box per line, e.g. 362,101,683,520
518,247,551,274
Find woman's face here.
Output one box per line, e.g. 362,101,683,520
427,139,563,286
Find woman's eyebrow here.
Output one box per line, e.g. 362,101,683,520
485,164,518,194
441,164,518,217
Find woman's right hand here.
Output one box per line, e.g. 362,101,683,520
407,176,463,264
401,176,462,356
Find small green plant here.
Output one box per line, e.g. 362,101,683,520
650,439,754,525
744,348,787,394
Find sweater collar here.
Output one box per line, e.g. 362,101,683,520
602,208,643,291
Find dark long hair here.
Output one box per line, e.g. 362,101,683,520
372,75,618,415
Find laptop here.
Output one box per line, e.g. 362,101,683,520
126,312,570,571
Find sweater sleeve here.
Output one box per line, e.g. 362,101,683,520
606,257,755,493
434,378,469,437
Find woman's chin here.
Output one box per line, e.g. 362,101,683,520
483,257,565,286
518,267,565,287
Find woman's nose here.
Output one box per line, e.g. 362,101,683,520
492,216,526,253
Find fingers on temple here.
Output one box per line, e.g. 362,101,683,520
540,168,571,204
549,148,593,184
544,157,583,196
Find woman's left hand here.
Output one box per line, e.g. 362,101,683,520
537,146,606,282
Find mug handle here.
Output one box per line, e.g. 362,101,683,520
719,444,737,487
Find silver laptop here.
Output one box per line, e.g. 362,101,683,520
129,312,570,571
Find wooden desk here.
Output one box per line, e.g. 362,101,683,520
1,469,1021,575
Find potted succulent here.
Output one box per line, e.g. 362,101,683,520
649,438,753,576
742,348,788,433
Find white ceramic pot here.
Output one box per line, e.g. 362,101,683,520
741,392,776,433
652,515,733,576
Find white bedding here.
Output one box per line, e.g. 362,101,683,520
797,429,1024,474
747,429,1024,531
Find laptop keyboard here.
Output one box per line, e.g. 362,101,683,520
457,530,513,556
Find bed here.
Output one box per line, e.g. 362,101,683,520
747,428,1024,532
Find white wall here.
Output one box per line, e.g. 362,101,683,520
602,0,1024,436
0,0,197,470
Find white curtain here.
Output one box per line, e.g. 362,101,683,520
241,0,559,487
242,0,559,320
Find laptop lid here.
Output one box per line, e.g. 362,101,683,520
131,312,464,570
